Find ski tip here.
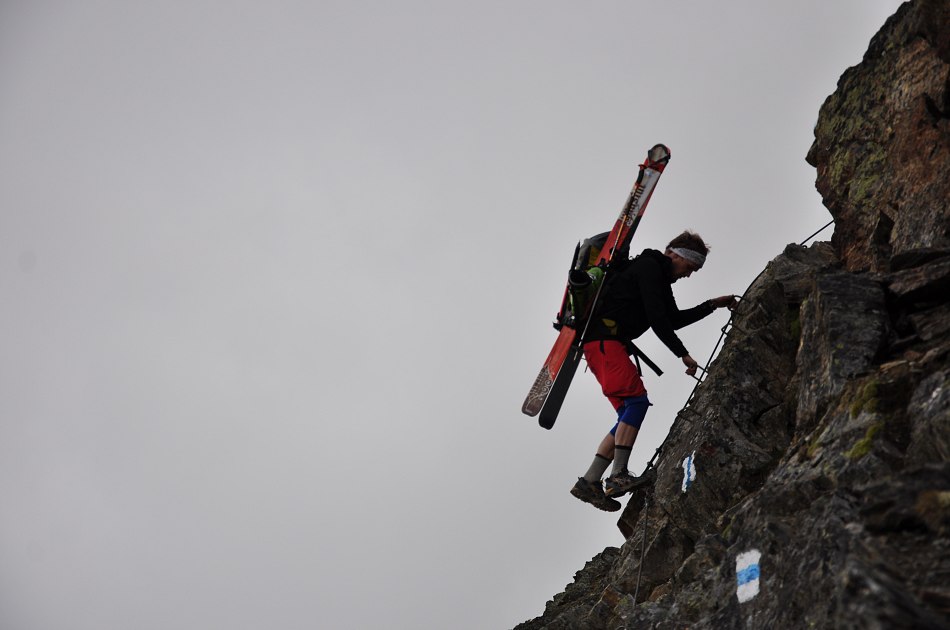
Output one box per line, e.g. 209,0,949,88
648,144,671,165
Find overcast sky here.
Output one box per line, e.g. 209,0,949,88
0,1,904,629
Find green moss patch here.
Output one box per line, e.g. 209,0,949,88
845,421,885,460
850,380,879,417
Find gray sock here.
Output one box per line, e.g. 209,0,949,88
583,454,612,483
611,446,632,477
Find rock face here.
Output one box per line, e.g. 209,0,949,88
807,0,950,273
517,1,950,628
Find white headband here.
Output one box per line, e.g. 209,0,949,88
670,247,706,268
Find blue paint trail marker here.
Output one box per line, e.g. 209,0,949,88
681,451,696,493
736,550,761,603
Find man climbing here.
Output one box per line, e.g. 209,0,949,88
570,230,738,511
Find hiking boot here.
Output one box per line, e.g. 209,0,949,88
570,478,621,512
604,467,657,498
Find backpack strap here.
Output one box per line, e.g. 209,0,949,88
625,341,663,377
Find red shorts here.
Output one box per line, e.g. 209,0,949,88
583,340,648,410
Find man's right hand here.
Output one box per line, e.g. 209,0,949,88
710,295,739,311
682,354,699,376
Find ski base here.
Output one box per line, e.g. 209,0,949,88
522,327,576,417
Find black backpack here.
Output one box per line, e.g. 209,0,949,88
557,232,631,330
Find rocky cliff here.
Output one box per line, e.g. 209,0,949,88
517,1,950,628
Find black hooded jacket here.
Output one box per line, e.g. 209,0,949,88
586,248,714,357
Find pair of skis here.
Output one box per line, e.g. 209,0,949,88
521,144,671,429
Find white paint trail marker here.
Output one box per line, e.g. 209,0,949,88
681,451,696,493
736,550,761,603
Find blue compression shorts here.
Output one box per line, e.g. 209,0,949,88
609,395,651,435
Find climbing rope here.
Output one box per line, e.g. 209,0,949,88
632,496,649,604
799,219,835,247
657,217,835,460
